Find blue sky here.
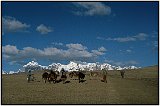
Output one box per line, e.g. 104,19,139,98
2,2,158,72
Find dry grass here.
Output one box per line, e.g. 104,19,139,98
2,65,158,104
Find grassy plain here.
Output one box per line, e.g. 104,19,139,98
2,65,158,104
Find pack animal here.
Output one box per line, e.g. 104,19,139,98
48,70,58,84
69,71,85,83
42,72,49,83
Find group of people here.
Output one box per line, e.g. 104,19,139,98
27,68,125,83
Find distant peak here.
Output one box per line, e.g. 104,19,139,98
20,60,140,73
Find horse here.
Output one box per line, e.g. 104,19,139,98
42,70,58,83
42,72,49,83
78,72,85,83
48,70,58,84
69,71,78,78
69,71,85,83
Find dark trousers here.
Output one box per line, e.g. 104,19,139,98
121,73,124,78
103,75,107,83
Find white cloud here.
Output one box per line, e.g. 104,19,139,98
2,16,30,33
36,24,53,34
104,59,138,66
97,36,136,42
98,46,107,52
20,47,44,57
43,47,61,56
52,42,63,46
126,49,132,53
97,33,148,42
104,59,114,63
2,45,19,55
134,33,148,40
109,37,136,42
73,2,111,16
96,36,105,40
92,50,105,56
2,43,107,64
3,54,11,59
118,49,133,54
66,43,87,51
91,46,107,56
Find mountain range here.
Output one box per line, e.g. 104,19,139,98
2,61,140,74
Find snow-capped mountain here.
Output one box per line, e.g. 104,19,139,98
23,61,140,72
122,66,139,70
9,71,17,74
23,61,40,68
2,70,8,74
2,61,140,74
101,63,114,70
2,68,26,74
23,61,42,72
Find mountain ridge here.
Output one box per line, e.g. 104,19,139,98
2,61,141,74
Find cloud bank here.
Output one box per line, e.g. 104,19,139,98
2,43,107,64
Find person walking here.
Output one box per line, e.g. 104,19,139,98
60,68,67,84
27,70,32,83
120,70,125,78
101,68,108,83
